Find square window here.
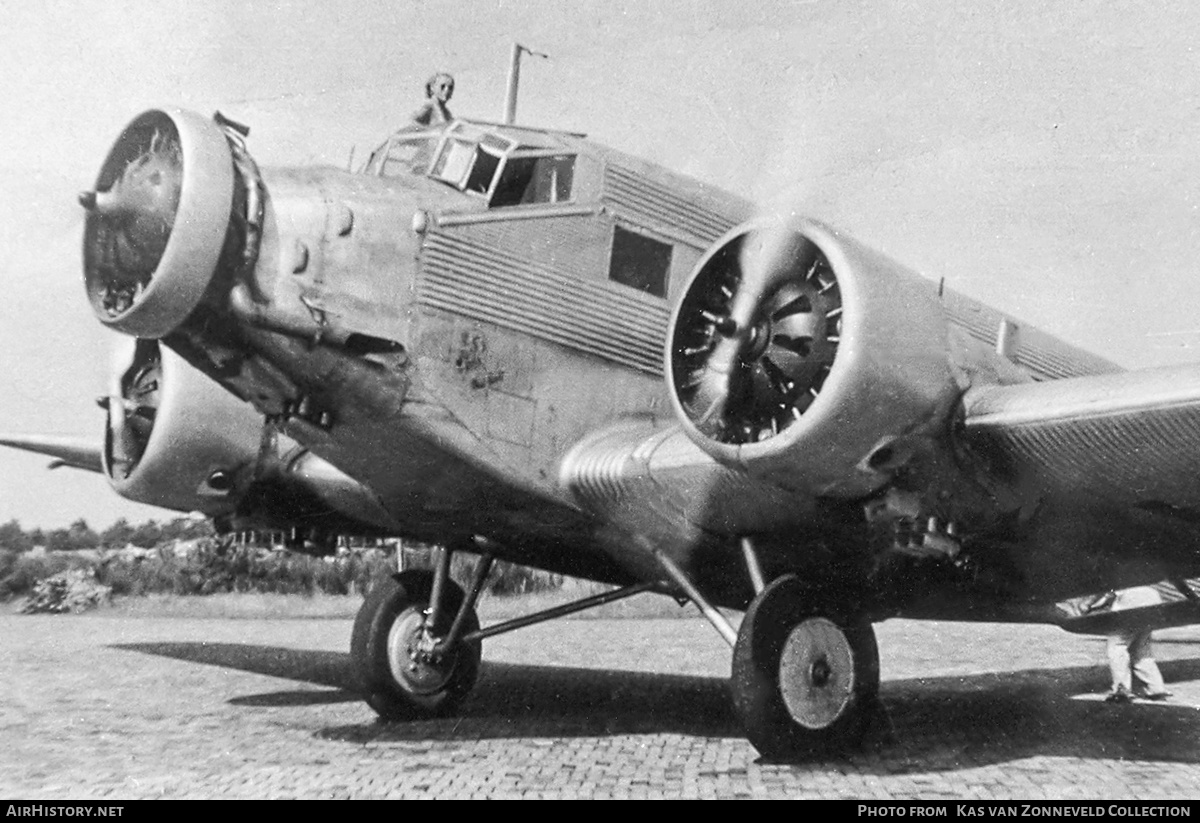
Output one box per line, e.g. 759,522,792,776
609,226,672,298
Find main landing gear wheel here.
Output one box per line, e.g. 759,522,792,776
731,574,879,760
351,570,481,720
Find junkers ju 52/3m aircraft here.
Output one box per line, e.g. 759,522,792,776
9,73,1200,760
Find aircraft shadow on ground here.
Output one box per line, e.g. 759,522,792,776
115,641,1200,770
113,642,360,706
873,658,1200,772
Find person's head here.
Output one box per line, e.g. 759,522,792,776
426,73,455,103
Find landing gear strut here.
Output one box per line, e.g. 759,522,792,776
731,574,880,760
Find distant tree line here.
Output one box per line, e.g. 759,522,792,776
0,516,563,602
0,516,213,554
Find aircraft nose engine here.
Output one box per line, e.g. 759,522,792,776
82,108,245,338
666,218,959,498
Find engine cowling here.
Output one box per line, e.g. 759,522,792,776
666,218,960,498
82,108,238,338
102,339,396,535
103,338,262,514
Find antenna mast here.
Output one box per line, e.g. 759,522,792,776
503,43,548,124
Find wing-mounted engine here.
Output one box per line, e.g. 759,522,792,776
102,337,265,515
667,218,961,498
100,339,395,540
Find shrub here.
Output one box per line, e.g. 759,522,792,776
1,529,567,602
21,568,111,613
0,549,17,582
1,552,74,600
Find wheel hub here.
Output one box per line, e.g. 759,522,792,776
386,608,455,696
810,657,832,688
778,617,855,730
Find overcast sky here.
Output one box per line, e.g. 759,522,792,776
3,0,1200,528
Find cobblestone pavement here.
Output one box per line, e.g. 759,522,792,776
2,612,1200,799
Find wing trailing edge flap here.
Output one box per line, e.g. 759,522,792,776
0,433,103,473
962,362,1200,512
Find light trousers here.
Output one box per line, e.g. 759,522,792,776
1107,629,1166,694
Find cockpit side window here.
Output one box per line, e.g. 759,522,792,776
430,138,477,187
427,124,518,198
491,154,575,207
424,124,578,206
361,128,443,177
381,137,439,177
465,148,502,194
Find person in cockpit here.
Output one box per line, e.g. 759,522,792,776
411,72,455,126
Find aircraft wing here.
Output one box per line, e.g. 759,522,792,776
0,433,103,473
962,361,1200,514
1054,579,1200,634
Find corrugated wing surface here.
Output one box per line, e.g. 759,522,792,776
964,363,1200,509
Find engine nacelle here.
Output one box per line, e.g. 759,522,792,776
103,339,395,534
666,218,960,498
103,338,262,514
82,108,239,338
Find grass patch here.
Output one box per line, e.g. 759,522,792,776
81,580,711,621
102,592,364,620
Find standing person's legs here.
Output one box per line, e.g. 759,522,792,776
1106,632,1133,700
1128,630,1168,697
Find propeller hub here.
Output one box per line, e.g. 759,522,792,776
668,227,843,446
744,319,771,360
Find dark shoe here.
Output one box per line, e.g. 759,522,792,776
1106,687,1133,704
1138,691,1172,701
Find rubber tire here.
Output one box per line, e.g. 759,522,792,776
731,574,879,760
351,570,481,720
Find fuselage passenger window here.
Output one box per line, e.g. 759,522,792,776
609,226,672,298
